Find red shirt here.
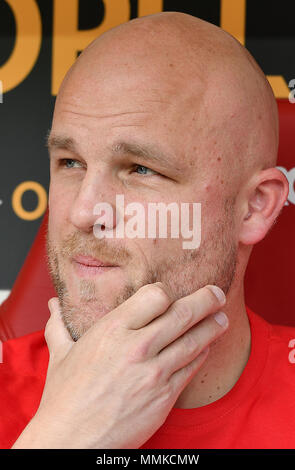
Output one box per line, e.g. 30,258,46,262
1,308,295,449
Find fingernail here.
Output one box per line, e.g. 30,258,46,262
214,311,228,328
207,285,226,305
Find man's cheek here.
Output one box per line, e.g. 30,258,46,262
49,189,72,224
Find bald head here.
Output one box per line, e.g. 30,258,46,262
56,12,278,194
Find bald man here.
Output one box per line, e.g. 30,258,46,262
1,12,294,449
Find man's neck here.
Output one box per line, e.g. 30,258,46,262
173,294,251,409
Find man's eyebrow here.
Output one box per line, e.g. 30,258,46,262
46,134,78,153
111,141,181,172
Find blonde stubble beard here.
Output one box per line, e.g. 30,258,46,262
45,200,237,341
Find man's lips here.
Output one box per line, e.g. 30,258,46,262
71,255,119,278
72,255,117,267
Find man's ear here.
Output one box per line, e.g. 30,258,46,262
239,168,289,245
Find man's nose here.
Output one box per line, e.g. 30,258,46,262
69,173,118,234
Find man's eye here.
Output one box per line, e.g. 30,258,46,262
56,159,160,176
133,164,158,176
59,158,82,169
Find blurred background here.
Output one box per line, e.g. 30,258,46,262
0,0,294,326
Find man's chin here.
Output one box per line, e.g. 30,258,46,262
58,280,140,340
59,297,112,341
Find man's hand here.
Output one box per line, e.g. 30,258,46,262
12,283,228,449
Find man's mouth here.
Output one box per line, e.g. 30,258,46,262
71,254,119,278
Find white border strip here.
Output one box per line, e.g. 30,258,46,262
0,290,10,305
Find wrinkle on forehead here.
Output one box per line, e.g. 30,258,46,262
57,105,151,121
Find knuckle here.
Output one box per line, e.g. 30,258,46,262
103,316,123,335
181,332,201,355
157,382,173,408
183,360,197,380
126,339,152,363
171,301,193,328
144,362,164,388
183,352,206,379
142,284,170,309
138,361,164,388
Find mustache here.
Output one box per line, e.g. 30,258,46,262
50,230,131,266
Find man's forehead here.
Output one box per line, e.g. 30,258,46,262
51,70,208,175
56,16,210,117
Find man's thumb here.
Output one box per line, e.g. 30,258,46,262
45,297,73,359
